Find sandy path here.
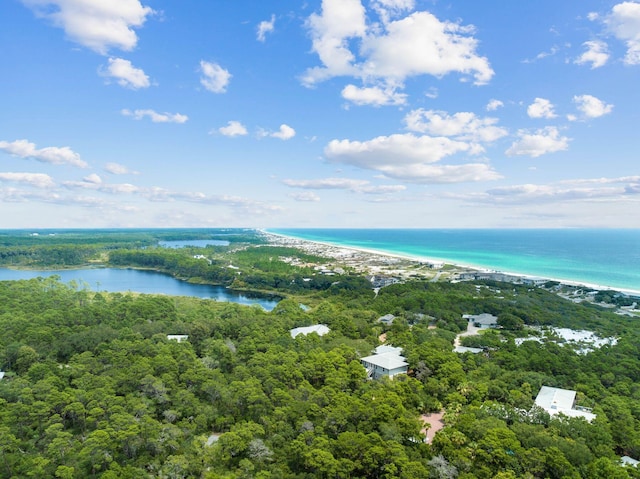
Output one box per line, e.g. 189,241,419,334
420,411,445,443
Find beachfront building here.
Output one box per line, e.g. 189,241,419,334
534,386,596,422
361,345,408,380
290,324,330,339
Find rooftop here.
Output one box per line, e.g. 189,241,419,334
535,386,596,422
290,324,330,338
361,352,408,370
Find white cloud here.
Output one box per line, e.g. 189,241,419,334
121,109,188,123
362,11,493,85
257,14,275,42
575,40,610,68
261,124,296,140
403,109,508,143
218,121,248,137
63,178,139,194
0,172,55,188
82,173,102,184
463,176,640,205
486,99,504,111
283,177,406,194
0,139,88,168
523,46,560,63
101,57,150,89
104,162,138,175
572,94,614,119
505,127,570,158
199,60,231,93
527,98,557,119
341,84,407,106
289,192,321,202
604,1,640,65
324,133,501,183
371,0,415,24
21,0,154,54
302,2,493,93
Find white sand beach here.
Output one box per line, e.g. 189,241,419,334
262,230,640,298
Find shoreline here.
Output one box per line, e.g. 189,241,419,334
263,230,640,297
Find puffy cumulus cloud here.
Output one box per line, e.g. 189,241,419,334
486,99,504,111
341,84,407,106
324,133,501,183
0,172,55,188
360,12,493,85
505,127,570,158
371,0,415,24
403,109,508,143
121,109,188,123
527,98,557,119
218,121,248,137
101,57,150,89
289,191,321,202
604,1,640,65
575,40,610,68
283,177,406,193
257,14,275,42
303,0,367,85
260,124,296,140
104,162,138,175
326,134,469,166
199,60,231,93
21,0,154,54
302,1,493,96
572,94,614,119
0,139,88,168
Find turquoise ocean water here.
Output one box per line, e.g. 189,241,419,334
268,229,640,294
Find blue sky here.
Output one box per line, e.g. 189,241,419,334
1,0,639,228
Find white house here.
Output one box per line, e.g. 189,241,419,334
621,456,639,467
0,371,5,380
534,386,596,422
377,314,396,326
167,335,189,343
290,324,330,339
463,313,498,329
361,346,408,380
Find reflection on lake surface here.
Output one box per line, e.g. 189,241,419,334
0,268,279,311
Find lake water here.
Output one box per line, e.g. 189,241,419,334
0,268,280,311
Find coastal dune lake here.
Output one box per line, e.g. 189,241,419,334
0,268,280,311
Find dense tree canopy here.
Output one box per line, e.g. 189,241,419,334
1,232,639,478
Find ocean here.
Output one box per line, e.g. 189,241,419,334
267,229,640,294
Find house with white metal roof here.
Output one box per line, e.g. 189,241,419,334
534,386,596,422
361,346,408,380
290,324,330,339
